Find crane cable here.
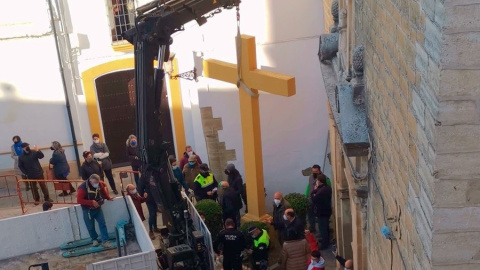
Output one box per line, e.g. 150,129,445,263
235,5,258,98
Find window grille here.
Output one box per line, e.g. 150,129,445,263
108,0,136,44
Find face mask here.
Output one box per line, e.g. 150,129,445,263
25,147,30,152
313,173,318,179
131,189,137,194
345,268,352,270
92,183,99,188
222,186,228,190
311,258,318,264
224,169,230,175
187,151,193,156
172,165,178,170
94,139,100,144
131,141,137,146
86,157,93,162
283,214,288,221
274,199,281,206
188,161,195,166
50,146,55,150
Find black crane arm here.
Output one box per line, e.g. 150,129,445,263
122,1,240,268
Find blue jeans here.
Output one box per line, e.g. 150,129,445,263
146,202,157,231
82,208,109,243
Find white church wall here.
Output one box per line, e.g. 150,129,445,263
170,0,328,211
0,36,77,169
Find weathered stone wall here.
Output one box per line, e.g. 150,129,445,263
354,0,441,269
432,1,480,268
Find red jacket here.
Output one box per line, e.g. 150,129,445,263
77,181,112,208
128,193,146,221
306,232,319,252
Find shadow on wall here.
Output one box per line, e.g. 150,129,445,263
0,81,73,167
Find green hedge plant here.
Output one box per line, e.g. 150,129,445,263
195,199,223,240
284,192,309,225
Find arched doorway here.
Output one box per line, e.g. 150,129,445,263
95,69,135,166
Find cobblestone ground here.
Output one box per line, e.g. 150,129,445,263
0,167,339,269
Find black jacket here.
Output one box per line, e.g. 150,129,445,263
126,145,141,167
272,199,291,230
213,228,245,258
272,216,305,241
80,160,103,180
18,150,44,179
311,184,332,217
194,173,218,202
50,151,70,177
251,230,269,262
227,172,243,210
222,187,242,217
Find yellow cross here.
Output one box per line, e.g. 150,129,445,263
203,35,296,221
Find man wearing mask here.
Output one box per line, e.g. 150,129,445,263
306,164,331,233
221,181,242,227
264,192,290,245
125,183,147,221
311,174,332,249
126,135,140,185
194,163,218,202
90,133,118,195
224,164,244,210
77,174,114,248
179,145,203,170
247,226,270,270
18,142,52,205
80,151,104,181
169,155,189,194
182,154,200,191
10,135,30,191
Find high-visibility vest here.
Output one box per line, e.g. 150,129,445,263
253,229,270,248
194,173,214,188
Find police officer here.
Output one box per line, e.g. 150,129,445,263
248,225,270,270
193,163,218,202
213,218,246,270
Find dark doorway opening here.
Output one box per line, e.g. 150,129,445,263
95,70,135,167
95,69,174,168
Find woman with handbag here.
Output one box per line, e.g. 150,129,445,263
50,141,75,196
90,133,118,195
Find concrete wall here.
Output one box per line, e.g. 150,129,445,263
0,197,141,261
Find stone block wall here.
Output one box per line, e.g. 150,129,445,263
200,107,236,182
338,0,480,268
353,0,441,269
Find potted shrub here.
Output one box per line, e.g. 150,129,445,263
284,192,309,225
195,199,223,240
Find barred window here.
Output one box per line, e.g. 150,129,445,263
108,0,136,44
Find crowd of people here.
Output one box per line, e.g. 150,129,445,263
9,133,352,269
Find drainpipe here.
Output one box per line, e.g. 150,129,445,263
47,0,81,173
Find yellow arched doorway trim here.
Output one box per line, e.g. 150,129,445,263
81,58,186,156
81,58,135,140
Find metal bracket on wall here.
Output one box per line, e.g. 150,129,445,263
171,68,198,82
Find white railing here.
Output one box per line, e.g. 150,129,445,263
181,191,215,270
